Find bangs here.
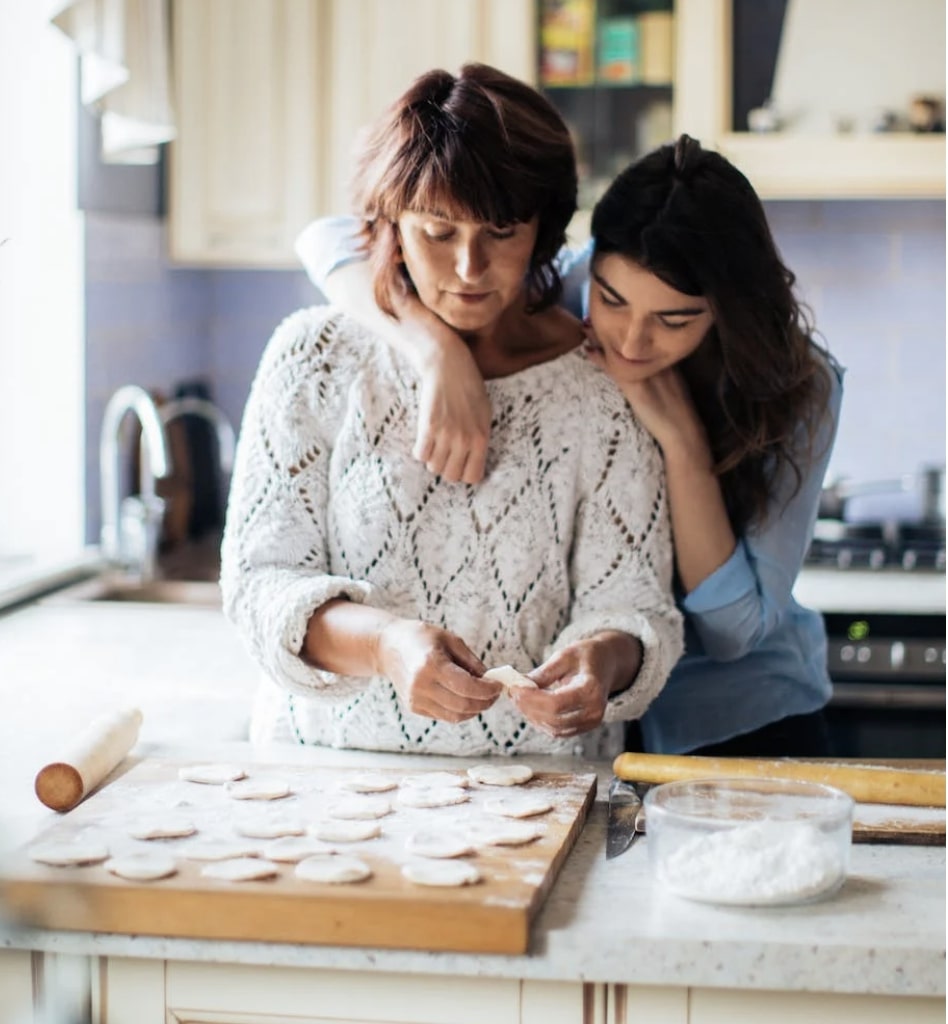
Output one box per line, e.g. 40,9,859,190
382,135,540,227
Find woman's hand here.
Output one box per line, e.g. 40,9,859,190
391,289,492,484
414,342,492,484
585,339,706,458
376,619,501,722
511,632,642,739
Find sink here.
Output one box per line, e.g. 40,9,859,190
50,577,222,607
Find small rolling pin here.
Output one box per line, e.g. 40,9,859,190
34,707,143,812
613,752,946,808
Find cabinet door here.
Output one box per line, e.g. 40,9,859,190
0,950,35,1024
164,961,523,1024
169,0,327,266
323,0,535,216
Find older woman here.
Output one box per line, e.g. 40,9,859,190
220,63,682,758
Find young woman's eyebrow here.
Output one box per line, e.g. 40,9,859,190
591,271,706,315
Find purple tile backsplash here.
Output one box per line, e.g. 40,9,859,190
83,201,945,541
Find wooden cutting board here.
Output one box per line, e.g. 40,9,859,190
0,759,596,955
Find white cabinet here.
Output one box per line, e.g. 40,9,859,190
611,983,945,1024
169,0,328,266
168,0,536,266
673,0,946,199
0,950,34,1024
95,958,598,1024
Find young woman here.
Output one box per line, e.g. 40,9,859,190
220,64,682,758
297,134,843,757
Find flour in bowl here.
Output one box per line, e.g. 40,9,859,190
656,821,846,905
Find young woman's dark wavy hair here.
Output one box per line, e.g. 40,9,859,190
591,135,835,532
351,63,578,317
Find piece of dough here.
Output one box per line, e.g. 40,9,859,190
294,853,373,883
405,829,475,859
201,857,279,882
309,819,382,843
400,771,469,789
326,796,392,820
467,819,545,847
180,839,263,861
177,763,247,785
482,665,538,693
234,817,306,839
28,841,110,866
337,772,399,794
127,816,197,840
467,763,534,787
402,860,481,887
224,776,291,801
105,853,177,881
263,836,336,863
397,786,470,809
484,793,553,818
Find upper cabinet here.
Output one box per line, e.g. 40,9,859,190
168,0,535,266
673,0,946,200
168,0,945,266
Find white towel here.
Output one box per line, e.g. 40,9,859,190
50,0,175,164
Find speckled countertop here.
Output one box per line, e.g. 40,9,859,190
0,588,944,999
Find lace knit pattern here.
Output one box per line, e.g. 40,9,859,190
221,307,683,758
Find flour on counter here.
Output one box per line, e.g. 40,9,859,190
657,821,845,906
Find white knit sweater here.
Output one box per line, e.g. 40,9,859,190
221,307,683,758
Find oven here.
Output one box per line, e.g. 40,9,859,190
796,509,946,760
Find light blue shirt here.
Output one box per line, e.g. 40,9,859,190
296,218,843,754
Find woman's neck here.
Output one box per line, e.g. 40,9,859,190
462,295,584,380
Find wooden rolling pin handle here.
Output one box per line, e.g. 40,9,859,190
34,708,143,812
612,753,947,808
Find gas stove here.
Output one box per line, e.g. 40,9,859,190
806,519,946,572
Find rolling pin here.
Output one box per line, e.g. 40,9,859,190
34,707,143,812
613,752,946,808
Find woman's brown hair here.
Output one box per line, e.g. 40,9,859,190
591,135,836,531
351,63,578,316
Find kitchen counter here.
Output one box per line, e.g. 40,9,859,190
0,590,944,1021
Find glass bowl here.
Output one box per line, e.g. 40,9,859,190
643,777,854,907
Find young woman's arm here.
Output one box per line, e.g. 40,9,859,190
296,217,491,483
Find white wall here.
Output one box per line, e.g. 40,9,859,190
0,0,85,561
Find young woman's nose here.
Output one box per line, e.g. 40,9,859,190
618,318,651,359
455,238,488,282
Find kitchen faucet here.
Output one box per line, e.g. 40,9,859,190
99,385,171,582
157,396,236,475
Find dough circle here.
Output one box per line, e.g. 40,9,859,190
402,860,481,887
177,763,247,785
400,771,469,789
467,763,534,787
405,830,474,859
337,772,399,794
263,836,336,862
295,853,373,884
484,794,553,819
224,776,291,801
105,853,177,881
482,665,538,692
28,841,110,866
327,796,392,820
180,839,262,862
127,816,197,840
201,857,279,882
397,786,469,809
467,819,545,847
234,817,306,839
309,819,382,843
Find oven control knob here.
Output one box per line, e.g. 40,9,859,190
890,641,906,670
869,548,886,569
924,647,940,664
856,646,871,663
840,645,855,662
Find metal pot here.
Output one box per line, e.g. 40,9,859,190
819,464,946,524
